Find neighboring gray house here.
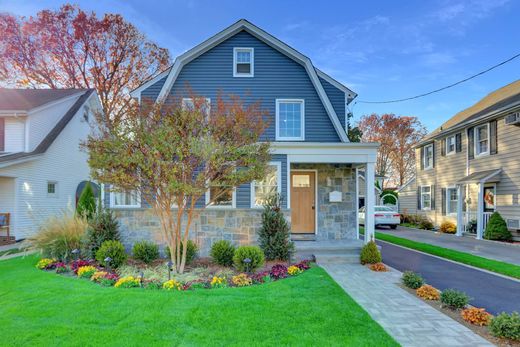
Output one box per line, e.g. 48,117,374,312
113,19,378,255
0,89,100,242
413,79,520,240
397,176,417,215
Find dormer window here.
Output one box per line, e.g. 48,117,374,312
233,48,254,77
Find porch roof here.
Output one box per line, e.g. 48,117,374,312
457,168,502,184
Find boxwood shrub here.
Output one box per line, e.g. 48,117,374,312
440,289,469,310
402,271,424,289
210,240,235,267
132,241,159,264
233,246,265,272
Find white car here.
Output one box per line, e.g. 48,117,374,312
359,206,400,229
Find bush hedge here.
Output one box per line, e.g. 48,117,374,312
440,221,457,234
484,212,512,241
402,271,424,289
233,246,265,272
84,209,120,259
440,289,469,310
165,240,198,265
132,241,159,264
489,312,520,340
360,241,381,265
96,240,127,268
210,240,235,267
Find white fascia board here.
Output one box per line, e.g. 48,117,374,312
271,142,379,163
0,154,42,169
315,68,357,99
156,19,350,142
397,176,416,192
129,68,172,99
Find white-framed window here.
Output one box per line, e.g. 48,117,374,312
446,187,458,215
423,144,433,169
110,190,140,208
421,185,432,210
446,135,456,155
475,123,489,156
233,47,254,77
47,181,58,197
182,97,211,117
276,99,305,141
206,185,236,208
251,162,282,208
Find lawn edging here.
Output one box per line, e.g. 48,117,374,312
360,227,520,280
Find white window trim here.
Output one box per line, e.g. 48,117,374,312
250,161,283,208
446,186,458,216
206,186,236,209
110,190,141,209
233,47,254,77
446,135,456,156
423,144,433,170
474,123,490,157
47,181,58,198
275,99,305,141
421,185,432,211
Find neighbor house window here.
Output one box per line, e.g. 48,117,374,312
421,186,431,210
110,190,140,208
182,98,211,117
251,162,282,207
446,135,456,155
446,187,458,215
47,181,58,197
233,47,254,77
276,99,305,141
206,185,235,208
475,123,489,156
423,144,433,169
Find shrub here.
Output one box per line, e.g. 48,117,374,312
360,241,381,265
418,216,434,230
95,240,127,268
36,258,56,270
440,289,469,310
461,307,492,326
165,240,198,265
369,262,388,272
76,182,97,220
84,209,120,258
210,240,235,267
233,245,265,272
232,273,252,287
484,212,513,241
416,285,440,300
132,241,159,264
270,264,288,280
144,280,163,290
257,193,294,261
114,276,141,288
210,276,228,288
402,271,424,289
287,265,303,276
54,262,68,273
162,279,183,291
77,265,97,279
489,312,520,340
440,221,457,234
29,214,88,261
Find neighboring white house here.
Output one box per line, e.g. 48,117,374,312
0,88,100,242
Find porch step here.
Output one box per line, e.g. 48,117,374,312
291,234,316,241
294,239,363,265
314,252,360,265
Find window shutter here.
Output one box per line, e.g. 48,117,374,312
417,186,422,210
0,118,4,152
455,133,462,152
432,143,435,168
468,127,474,160
441,138,446,156
420,147,424,170
431,185,435,209
441,188,446,215
490,120,498,155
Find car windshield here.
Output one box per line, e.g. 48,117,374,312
375,206,394,212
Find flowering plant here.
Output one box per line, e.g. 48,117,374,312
416,285,440,300
210,276,227,288
461,307,492,326
54,262,68,273
71,260,92,274
163,279,183,291
36,258,56,270
287,265,302,276
270,264,288,280
295,260,310,271
369,263,388,272
77,265,97,278
251,271,271,284
231,273,252,287
114,276,140,288
99,273,118,287
90,271,108,282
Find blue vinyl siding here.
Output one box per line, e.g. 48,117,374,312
163,30,341,142
319,77,346,129
141,76,167,103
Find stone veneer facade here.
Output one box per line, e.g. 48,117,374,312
113,164,356,256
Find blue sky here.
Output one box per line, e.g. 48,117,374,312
2,0,520,131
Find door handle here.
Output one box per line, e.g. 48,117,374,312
312,205,315,210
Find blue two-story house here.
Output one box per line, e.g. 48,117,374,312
115,19,378,255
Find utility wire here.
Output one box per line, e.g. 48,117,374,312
356,52,520,104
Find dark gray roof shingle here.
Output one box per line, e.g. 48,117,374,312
0,88,87,111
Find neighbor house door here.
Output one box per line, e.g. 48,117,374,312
290,171,316,234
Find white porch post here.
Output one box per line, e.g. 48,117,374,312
476,182,484,240
456,184,464,236
364,162,376,243
355,167,360,240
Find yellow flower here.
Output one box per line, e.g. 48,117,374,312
114,276,140,288
210,276,227,288
77,266,97,278
162,279,182,291
288,265,302,276
36,258,56,269
90,271,108,282
231,273,252,287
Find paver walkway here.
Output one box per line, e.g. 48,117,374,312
377,226,520,265
322,263,493,347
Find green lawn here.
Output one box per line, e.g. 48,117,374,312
0,256,397,346
362,227,520,279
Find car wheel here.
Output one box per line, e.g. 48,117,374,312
390,225,397,230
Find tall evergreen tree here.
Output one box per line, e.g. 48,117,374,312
76,182,96,220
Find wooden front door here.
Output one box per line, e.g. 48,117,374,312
290,171,316,233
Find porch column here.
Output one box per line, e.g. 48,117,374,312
476,182,484,240
364,162,376,243
456,184,464,236
355,167,360,240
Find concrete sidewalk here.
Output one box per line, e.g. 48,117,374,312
322,263,492,347
377,226,520,265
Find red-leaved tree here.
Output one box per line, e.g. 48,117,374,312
0,4,171,130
